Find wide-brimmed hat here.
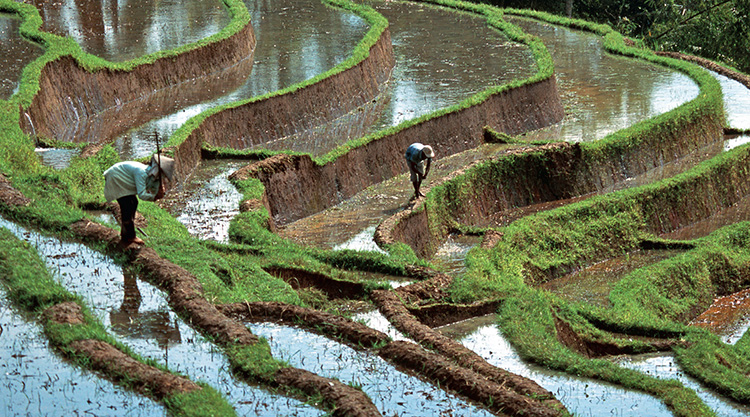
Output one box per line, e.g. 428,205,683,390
149,154,175,181
423,145,435,159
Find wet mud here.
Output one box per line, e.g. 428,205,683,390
21,17,256,145
220,301,563,417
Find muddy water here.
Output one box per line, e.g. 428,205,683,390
27,0,231,62
507,16,699,143
541,249,685,308
0,289,164,416
1,13,44,100
161,159,245,242
361,0,535,130
0,215,321,416
247,321,498,417
438,315,673,417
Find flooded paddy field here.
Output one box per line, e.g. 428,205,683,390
5,0,750,415
0,215,323,416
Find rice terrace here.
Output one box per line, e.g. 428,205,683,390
2,0,750,415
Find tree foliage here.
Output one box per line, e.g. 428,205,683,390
482,0,750,73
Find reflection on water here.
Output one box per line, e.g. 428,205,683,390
115,0,370,159
35,148,80,170
440,316,672,417
0,215,321,416
248,321,497,417
508,16,699,143
27,0,231,62
163,160,245,242
0,289,165,416
363,0,535,131
616,352,750,417
0,14,44,100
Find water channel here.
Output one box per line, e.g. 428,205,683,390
8,0,750,415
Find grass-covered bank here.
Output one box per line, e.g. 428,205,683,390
226,0,564,227
444,141,750,412
385,6,724,259
0,228,238,416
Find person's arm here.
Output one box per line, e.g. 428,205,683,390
136,168,161,201
423,158,431,179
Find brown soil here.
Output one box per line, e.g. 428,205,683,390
236,76,564,227
173,27,396,186
22,21,256,146
263,267,367,300
218,301,389,348
218,301,564,417
44,302,201,398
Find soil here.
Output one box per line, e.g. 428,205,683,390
44,302,201,398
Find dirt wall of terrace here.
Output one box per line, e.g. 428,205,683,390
20,21,256,145
383,108,724,258
172,28,396,185
233,76,565,226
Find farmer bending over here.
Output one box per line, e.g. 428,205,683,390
104,154,174,245
405,142,434,198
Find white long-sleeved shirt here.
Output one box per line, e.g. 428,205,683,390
103,161,159,202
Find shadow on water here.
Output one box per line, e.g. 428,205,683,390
1,13,44,100
0,215,321,416
247,321,497,417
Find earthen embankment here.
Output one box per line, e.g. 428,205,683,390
234,76,564,226
173,25,396,184
20,19,256,145
383,101,724,258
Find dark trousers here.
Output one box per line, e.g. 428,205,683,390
117,195,138,240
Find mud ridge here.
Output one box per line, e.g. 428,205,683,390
219,301,563,417
238,75,564,227
22,20,256,146
552,311,680,358
174,26,396,185
217,301,389,348
263,267,367,300
44,301,201,398
370,289,564,412
379,340,562,417
385,93,723,256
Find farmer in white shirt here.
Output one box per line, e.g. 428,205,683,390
103,154,174,245
405,143,434,198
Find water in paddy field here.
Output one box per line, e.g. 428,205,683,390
506,16,700,143
247,321,498,417
0,13,44,100
114,0,372,160
0,215,322,416
615,352,750,417
541,249,686,308
161,159,245,242
26,0,232,62
278,11,701,251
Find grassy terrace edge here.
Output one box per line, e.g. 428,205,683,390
410,9,747,417
226,0,558,240
164,0,392,152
